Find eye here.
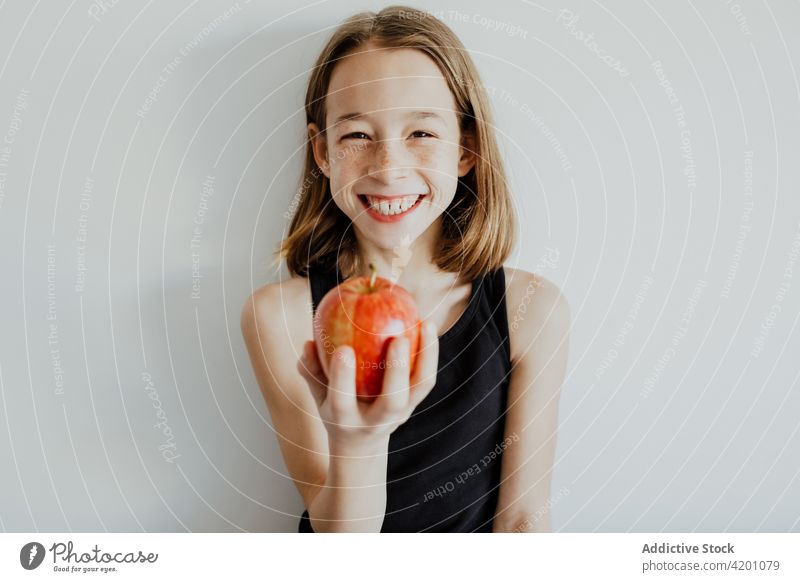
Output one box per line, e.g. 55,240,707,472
342,132,369,140
410,130,436,139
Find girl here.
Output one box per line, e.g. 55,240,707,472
241,5,571,533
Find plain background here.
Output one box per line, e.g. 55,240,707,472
0,0,798,532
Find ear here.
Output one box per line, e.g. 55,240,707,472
457,129,477,178
307,122,330,178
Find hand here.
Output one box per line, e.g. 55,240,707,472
296,320,440,452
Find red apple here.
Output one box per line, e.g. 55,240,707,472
313,263,422,401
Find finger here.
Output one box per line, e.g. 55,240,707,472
373,336,410,417
326,345,357,416
306,340,328,381
409,321,439,408
297,341,326,409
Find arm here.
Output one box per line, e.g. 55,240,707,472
240,285,387,532
241,284,439,532
492,273,571,533
307,437,390,532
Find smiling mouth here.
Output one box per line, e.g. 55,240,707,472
357,194,427,217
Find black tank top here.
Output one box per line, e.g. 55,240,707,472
299,263,512,532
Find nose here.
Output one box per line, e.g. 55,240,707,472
367,137,410,182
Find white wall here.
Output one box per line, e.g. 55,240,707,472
0,0,798,532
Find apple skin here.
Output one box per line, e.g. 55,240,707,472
313,274,422,401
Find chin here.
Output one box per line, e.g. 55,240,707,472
358,228,421,251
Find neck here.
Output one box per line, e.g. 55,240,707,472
353,219,460,295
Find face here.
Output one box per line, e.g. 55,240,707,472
308,42,476,252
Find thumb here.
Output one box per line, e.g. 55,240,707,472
326,345,357,415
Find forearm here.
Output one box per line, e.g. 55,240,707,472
493,511,551,533
308,438,390,532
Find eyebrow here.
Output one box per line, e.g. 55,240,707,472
330,110,446,127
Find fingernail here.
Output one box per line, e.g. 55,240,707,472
342,349,354,367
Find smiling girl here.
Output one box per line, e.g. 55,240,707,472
241,5,571,533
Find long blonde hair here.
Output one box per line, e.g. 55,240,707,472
277,5,517,281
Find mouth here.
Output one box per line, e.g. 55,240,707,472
357,193,427,222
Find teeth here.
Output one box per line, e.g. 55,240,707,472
365,195,420,216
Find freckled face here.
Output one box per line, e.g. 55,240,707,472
308,44,475,250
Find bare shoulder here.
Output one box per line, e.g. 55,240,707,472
502,266,572,364
240,276,314,352
244,276,311,307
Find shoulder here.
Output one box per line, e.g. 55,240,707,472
501,266,571,365
240,276,313,348
241,276,311,320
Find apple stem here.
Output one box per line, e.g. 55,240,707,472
368,263,377,290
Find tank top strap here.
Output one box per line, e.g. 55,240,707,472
484,266,511,362
308,261,343,315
